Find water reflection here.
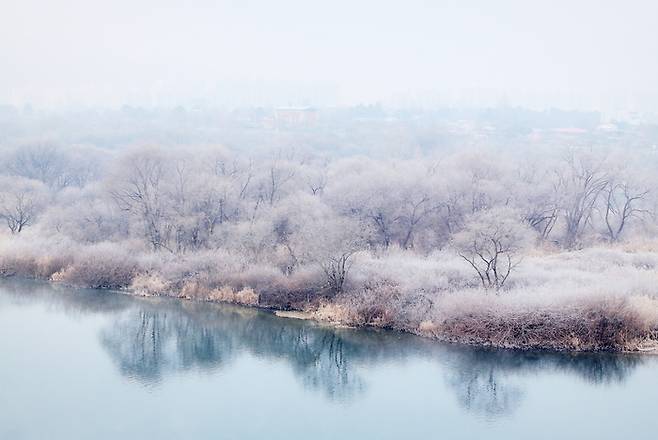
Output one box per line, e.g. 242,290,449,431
440,347,641,417
0,279,647,416
101,301,367,400
445,353,525,418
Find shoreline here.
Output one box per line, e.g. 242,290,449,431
3,274,657,354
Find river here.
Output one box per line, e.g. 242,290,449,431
1,279,656,439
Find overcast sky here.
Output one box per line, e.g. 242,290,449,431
2,0,658,112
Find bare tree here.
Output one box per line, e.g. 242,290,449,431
0,177,46,234
304,166,328,196
265,161,296,205
110,149,172,251
602,180,650,241
397,194,437,249
453,208,533,290
1,192,35,233
556,152,608,248
515,163,560,241
5,144,73,190
286,197,369,294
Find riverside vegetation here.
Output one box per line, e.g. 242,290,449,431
2,142,658,351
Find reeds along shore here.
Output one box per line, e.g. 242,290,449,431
2,236,658,352
2,145,658,351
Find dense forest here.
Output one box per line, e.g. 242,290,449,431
2,128,658,350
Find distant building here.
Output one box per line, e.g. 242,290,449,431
274,107,319,128
596,123,619,133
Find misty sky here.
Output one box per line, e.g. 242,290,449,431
2,0,658,112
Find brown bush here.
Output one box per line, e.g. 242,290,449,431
50,245,139,289
419,295,658,351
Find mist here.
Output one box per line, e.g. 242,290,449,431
2,0,658,356
6,3,658,440
3,0,658,115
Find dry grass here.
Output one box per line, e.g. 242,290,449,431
415,294,658,351
3,234,658,351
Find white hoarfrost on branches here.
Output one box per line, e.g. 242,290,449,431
274,192,370,293
2,142,658,351
0,176,48,234
453,208,534,290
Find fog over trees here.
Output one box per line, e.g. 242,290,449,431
2,142,655,256
2,108,658,350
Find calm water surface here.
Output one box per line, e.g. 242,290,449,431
1,279,657,439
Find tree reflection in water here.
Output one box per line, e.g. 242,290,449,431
100,296,644,415
445,356,525,418
0,279,648,416
441,347,641,418
100,301,366,400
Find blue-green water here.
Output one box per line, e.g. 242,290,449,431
1,279,657,439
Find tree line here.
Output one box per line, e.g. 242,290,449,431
1,143,655,290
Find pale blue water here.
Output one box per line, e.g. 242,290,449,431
1,279,657,439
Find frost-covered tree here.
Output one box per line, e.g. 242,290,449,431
258,155,297,206
555,151,609,248
301,212,369,294
311,217,368,294
599,162,651,242
515,162,560,242
325,158,440,249
39,184,128,242
0,176,47,234
3,143,103,190
453,208,534,290
109,148,173,251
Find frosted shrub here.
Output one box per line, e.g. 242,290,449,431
0,236,71,278
414,286,658,351
352,250,474,294
51,243,139,289
338,281,401,327
212,287,259,306
3,144,658,352
130,272,170,296
0,254,40,278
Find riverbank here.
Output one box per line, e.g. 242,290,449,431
2,237,658,352
276,296,658,353
4,279,657,440
6,271,658,352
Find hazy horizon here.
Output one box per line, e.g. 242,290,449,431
2,0,658,114
5,4,658,438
